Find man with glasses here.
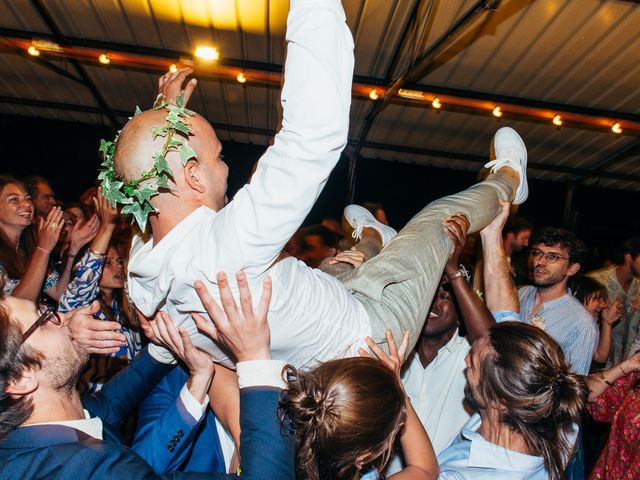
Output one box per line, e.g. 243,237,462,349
483,224,598,375
0,286,294,479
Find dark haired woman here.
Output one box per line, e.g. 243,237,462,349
0,176,97,302
569,276,623,364
58,189,141,393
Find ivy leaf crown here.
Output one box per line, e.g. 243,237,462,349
98,91,197,231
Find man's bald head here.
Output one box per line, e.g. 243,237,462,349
113,108,229,227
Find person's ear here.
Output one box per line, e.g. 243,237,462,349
567,262,581,277
6,369,39,396
184,161,205,194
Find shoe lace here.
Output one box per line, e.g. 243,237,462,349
351,224,363,242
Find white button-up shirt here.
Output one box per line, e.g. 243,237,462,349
127,0,373,369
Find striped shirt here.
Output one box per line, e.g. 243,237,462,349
518,286,598,374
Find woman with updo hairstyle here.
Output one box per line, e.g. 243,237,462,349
279,331,439,480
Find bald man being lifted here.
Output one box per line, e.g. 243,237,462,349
108,0,528,445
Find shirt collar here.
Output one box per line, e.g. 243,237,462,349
29,409,104,440
461,414,545,472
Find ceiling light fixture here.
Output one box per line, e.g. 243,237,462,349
492,106,502,118
432,97,442,109
195,46,220,61
98,54,111,65
369,89,379,100
27,45,40,56
237,72,247,84
169,64,178,73
553,115,563,127
612,122,622,135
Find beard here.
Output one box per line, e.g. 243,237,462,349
44,346,90,395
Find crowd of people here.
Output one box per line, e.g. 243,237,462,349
1,1,639,479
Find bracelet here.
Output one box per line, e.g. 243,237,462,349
446,270,465,281
446,264,470,283
88,248,107,257
596,371,613,386
619,365,629,376
36,246,51,253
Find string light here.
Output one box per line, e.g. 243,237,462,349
432,97,442,109
612,122,622,135
553,115,563,127
237,72,247,84
27,45,40,56
195,46,220,61
369,89,379,100
98,54,110,65
492,106,502,118
169,64,178,73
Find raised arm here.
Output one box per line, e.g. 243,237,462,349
442,214,494,341
10,207,64,301
214,0,355,273
480,200,520,315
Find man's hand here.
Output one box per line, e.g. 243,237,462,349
152,311,215,404
327,248,366,268
443,214,469,275
158,67,197,104
192,271,272,362
602,298,623,325
66,301,126,354
480,199,510,239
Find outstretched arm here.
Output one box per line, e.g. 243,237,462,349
480,200,520,315
213,0,355,274
442,215,495,341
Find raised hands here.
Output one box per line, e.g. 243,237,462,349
359,329,410,379
93,187,119,227
67,300,126,354
68,214,100,255
158,67,197,105
193,271,272,362
602,298,623,325
443,213,470,274
37,206,64,252
328,248,366,269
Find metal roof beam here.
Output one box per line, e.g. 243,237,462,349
576,138,640,184
27,0,119,128
2,96,638,185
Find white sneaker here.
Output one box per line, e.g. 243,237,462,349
483,127,528,205
343,205,397,247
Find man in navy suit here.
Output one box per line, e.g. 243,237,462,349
0,283,294,479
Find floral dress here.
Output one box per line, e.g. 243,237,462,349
58,251,142,394
1,263,59,297
588,372,640,480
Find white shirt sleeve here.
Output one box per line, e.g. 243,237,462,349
147,343,177,364
236,360,288,389
179,383,209,421
209,0,355,275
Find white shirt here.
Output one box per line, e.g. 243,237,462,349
402,331,474,454
127,0,372,369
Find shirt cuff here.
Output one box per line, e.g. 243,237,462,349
492,310,521,323
179,383,208,421
236,360,287,390
147,343,177,365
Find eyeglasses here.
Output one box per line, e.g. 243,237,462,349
529,249,569,264
20,306,63,345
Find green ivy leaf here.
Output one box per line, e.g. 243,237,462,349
156,173,169,189
176,91,186,108
173,120,190,135
132,186,157,204
134,106,143,117
154,152,172,175
151,126,168,139
122,202,156,231
179,142,197,165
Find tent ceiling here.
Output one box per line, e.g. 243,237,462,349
0,0,639,190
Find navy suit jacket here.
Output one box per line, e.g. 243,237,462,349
132,366,226,473
0,348,295,479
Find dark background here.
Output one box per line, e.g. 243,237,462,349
2,114,638,263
